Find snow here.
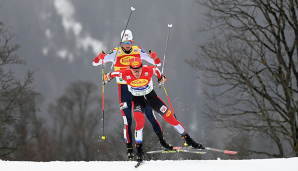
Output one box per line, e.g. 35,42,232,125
1,158,297,171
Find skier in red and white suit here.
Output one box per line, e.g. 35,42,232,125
104,57,204,162
93,30,172,161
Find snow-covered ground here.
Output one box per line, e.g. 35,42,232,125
1,157,297,171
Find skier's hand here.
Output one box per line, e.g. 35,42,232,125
149,50,161,65
104,73,112,84
149,50,157,59
98,51,106,59
93,51,105,65
158,75,166,85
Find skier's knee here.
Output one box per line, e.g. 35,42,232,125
134,112,145,130
163,109,179,125
122,115,132,126
120,102,128,110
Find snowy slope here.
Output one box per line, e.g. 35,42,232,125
1,158,297,171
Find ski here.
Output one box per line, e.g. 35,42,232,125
146,146,206,154
135,161,145,168
204,147,237,154
147,146,237,155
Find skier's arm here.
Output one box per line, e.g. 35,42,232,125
153,67,166,84
139,47,161,67
103,70,122,83
93,52,105,66
92,49,117,66
149,50,161,67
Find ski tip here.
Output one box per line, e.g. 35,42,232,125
205,147,238,154
168,24,173,28
173,147,182,150
135,161,144,168
131,7,136,11
224,150,237,154
146,151,155,154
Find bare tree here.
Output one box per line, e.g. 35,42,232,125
0,22,43,160
48,80,124,161
186,0,298,158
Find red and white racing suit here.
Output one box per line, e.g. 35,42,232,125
110,65,188,144
93,46,162,145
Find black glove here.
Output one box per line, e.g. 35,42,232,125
158,75,166,84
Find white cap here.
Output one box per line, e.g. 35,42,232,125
121,30,133,42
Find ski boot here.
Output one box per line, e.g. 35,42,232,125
182,133,205,149
157,134,173,150
135,144,144,162
126,143,134,161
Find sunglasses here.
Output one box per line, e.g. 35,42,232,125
122,41,133,45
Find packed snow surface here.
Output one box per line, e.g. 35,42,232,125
1,157,297,171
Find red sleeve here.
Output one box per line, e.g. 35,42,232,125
153,57,161,66
149,51,161,66
93,53,106,66
109,69,129,81
149,66,162,79
110,71,121,79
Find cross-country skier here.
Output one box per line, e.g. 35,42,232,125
103,57,205,162
92,30,172,161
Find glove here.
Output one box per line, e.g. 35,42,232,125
104,73,112,84
98,51,106,59
149,50,161,66
149,50,157,59
93,52,106,65
158,75,166,85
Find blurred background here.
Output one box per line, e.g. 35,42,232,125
0,0,212,161
3,0,293,161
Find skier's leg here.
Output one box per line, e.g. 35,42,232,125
119,84,136,160
148,93,187,135
162,108,187,135
144,106,173,150
118,84,133,144
148,92,204,149
163,110,204,149
132,100,145,144
144,106,163,135
132,99,146,162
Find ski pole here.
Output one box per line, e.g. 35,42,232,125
109,6,135,73
161,24,176,118
161,24,172,74
157,24,176,118
101,7,135,140
159,24,172,88
101,51,106,140
150,49,176,119
163,84,176,119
